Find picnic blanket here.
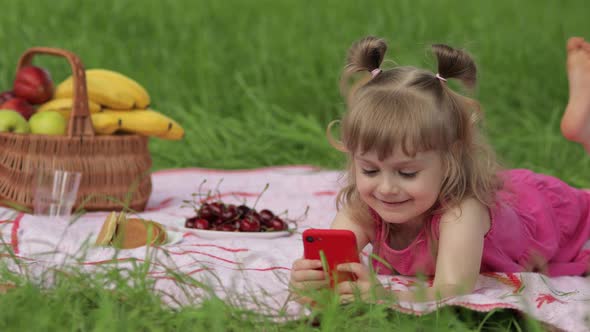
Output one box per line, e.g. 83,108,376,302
1,166,589,332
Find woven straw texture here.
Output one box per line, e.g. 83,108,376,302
0,47,152,211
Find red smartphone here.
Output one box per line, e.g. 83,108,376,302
302,228,360,287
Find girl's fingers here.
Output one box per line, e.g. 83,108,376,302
289,258,329,292
295,296,315,306
292,258,323,271
290,279,330,291
339,294,355,304
290,269,326,282
336,262,370,281
335,281,357,294
288,291,316,306
336,280,372,295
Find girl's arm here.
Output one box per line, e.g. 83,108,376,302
395,197,490,301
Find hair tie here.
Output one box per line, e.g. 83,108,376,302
435,73,447,82
370,68,382,78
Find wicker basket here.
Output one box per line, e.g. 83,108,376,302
0,47,152,212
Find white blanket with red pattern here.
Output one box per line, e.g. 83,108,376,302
1,166,589,332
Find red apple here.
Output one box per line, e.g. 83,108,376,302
0,91,15,105
13,66,54,104
0,98,35,120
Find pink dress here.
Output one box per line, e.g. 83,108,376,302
371,169,590,277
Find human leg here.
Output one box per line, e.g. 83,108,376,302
560,37,590,153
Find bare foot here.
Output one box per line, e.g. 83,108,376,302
560,37,590,153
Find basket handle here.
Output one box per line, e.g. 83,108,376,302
17,47,95,137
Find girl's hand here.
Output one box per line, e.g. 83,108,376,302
289,258,330,304
335,262,386,303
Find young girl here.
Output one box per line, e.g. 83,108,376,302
290,36,590,303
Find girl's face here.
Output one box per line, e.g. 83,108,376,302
354,148,445,226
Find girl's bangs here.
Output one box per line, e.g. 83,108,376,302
344,90,449,160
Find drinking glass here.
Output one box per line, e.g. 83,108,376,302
33,169,82,221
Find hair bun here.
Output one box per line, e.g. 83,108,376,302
432,44,477,89
346,36,387,72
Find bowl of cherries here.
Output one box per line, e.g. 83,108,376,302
184,201,290,238
181,183,299,239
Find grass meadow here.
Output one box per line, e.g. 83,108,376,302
0,0,589,330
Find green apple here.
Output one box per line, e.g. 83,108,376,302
0,109,30,133
29,111,67,135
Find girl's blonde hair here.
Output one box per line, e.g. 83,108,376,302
329,36,504,223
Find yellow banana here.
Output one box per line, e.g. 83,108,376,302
90,113,119,135
86,69,151,109
38,98,102,114
55,75,135,110
90,109,184,140
38,98,103,121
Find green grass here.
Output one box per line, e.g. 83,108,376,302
0,259,545,331
0,0,588,330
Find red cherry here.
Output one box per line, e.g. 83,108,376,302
236,205,250,218
194,218,210,230
239,217,261,232
216,223,237,232
221,206,238,221
204,218,221,227
209,202,223,217
198,204,214,221
248,211,261,223
259,209,274,224
185,219,195,228
268,217,287,231
227,204,238,217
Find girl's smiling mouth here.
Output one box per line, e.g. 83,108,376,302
377,198,411,206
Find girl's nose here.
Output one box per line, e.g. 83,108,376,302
378,175,400,195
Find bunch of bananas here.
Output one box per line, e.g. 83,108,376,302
37,69,184,140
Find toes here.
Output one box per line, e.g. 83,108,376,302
567,37,585,52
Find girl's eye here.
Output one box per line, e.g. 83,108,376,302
361,169,378,176
399,170,418,178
